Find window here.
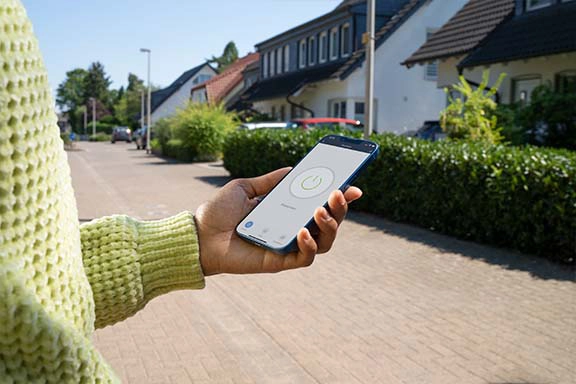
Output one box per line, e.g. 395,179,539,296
262,53,268,78
283,45,290,72
270,50,276,76
280,105,286,121
276,48,283,75
425,30,438,81
299,39,307,68
271,106,276,120
354,102,365,124
512,75,542,105
308,36,316,66
330,27,339,60
556,70,576,94
526,0,552,10
192,74,212,85
341,23,351,57
331,100,347,118
319,32,328,63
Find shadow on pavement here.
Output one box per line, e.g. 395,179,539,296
194,175,231,187
347,210,575,282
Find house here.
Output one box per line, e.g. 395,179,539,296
240,0,468,133
190,53,259,108
403,0,576,104
150,63,216,124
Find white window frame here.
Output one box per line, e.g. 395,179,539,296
270,50,276,76
283,45,290,72
319,31,328,63
341,23,351,57
308,36,316,66
511,74,542,104
526,0,553,11
424,29,439,81
262,53,268,79
276,48,283,75
330,27,339,60
329,99,347,118
299,39,307,69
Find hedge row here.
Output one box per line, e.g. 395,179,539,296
223,129,576,264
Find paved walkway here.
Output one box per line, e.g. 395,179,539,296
68,142,575,384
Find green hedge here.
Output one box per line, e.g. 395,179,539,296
223,129,576,264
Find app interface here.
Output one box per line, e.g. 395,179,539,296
238,143,370,248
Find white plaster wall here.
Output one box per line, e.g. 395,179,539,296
151,65,216,124
437,53,576,104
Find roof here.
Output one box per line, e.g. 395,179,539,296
460,1,576,68
335,0,428,79
192,53,259,104
150,63,212,112
403,0,515,66
241,61,344,102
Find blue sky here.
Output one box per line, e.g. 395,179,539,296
23,0,341,93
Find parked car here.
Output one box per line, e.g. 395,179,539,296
111,126,132,143
237,122,288,130
287,118,363,132
413,121,446,141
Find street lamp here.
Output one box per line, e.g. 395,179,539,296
89,97,96,137
364,0,375,139
140,48,151,153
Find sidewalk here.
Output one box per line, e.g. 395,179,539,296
68,142,576,384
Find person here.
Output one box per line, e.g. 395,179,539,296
0,1,362,382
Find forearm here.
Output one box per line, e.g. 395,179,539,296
80,212,205,328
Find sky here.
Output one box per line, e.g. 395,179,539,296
22,0,342,95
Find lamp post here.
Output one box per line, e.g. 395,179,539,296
140,89,145,132
140,48,151,153
364,0,375,139
89,97,96,137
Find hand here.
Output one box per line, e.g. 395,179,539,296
194,167,362,276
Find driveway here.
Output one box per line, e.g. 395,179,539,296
67,142,575,384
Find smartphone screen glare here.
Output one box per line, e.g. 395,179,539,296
237,142,371,249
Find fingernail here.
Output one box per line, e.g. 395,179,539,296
302,229,311,240
338,192,346,206
321,208,332,222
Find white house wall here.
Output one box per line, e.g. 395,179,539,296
151,65,215,124
437,53,576,104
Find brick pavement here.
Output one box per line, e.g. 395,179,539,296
68,142,576,384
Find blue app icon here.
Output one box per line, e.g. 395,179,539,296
244,221,254,228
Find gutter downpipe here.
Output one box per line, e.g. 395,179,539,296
286,82,315,117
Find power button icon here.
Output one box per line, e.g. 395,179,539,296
290,167,334,198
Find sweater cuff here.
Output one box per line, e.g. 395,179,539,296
137,211,205,301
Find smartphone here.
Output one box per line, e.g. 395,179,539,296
235,134,379,254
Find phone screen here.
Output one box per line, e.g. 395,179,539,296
236,140,372,250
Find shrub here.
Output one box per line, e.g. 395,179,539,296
170,103,237,161
441,71,506,144
223,129,576,264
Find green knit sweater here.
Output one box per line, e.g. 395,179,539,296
0,1,206,382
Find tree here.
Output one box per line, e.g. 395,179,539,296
440,70,506,144
207,41,239,72
56,68,87,112
83,61,112,108
114,73,146,129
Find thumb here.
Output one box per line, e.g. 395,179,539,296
241,167,292,198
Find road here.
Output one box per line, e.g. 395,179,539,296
67,142,575,384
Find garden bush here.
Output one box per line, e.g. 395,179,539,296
88,132,110,142
223,129,576,264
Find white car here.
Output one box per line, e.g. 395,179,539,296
237,122,288,130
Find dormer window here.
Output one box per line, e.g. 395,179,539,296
308,36,317,66
526,0,552,11
341,23,351,57
330,27,339,60
283,45,290,72
262,53,268,78
276,48,283,75
270,49,276,76
299,39,307,68
319,31,328,63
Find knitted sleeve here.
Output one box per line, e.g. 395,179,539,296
80,211,205,329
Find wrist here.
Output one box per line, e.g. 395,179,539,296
194,213,219,276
